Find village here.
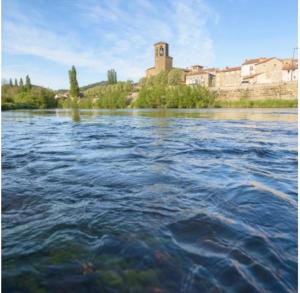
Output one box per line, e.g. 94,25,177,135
146,42,298,89
51,41,298,103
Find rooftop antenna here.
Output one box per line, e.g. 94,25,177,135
291,47,298,81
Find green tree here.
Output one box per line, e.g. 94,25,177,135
138,77,147,87
107,69,117,84
9,78,13,87
14,79,18,87
19,78,24,88
68,65,80,97
168,69,183,85
25,75,32,91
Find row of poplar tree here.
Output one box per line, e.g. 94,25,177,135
68,66,118,98
7,75,32,90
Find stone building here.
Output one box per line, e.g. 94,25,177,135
282,64,298,82
215,66,241,88
146,42,173,77
186,71,216,87
241,57,283,84
281,58,298,82
190,65,204,72
241,58,268,77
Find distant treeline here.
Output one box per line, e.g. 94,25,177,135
59,82,132,109
2,75,57,110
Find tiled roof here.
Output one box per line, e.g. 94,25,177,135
243,73,263,80
205,67,218,72
219,66,241,73
256,57,276,65
282,64,298,70
242,58,268,65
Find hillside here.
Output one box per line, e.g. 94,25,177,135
80,81,107,92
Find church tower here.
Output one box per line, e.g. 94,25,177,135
154,42,173,72
146,42,173,77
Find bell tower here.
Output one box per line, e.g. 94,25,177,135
146,42,173,77
154,42,173,72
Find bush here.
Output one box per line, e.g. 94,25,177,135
2,103,17,111
83,82,132,109
1,86,57,110
134,80,216,108
13,88,57,109
168,69,184,85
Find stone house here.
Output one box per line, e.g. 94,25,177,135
255,58,282,83
55,92,70,99
282,64,298,82
241,58,268,77
215,66,241,88
241,57,283,84
190,65,204,72
186,71,216,87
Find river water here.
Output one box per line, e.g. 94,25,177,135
2,109,298,292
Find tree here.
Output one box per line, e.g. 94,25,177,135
68,65,80,97
9,78,13,87
138,77,147,87
107,69,117,84
14,79,18,87
19,78,24,88
1,78,8,85
168,69,183,86
25,75,32,91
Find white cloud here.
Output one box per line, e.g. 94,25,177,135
3,0,218,88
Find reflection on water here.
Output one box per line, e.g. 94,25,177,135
71,108,81,122
21,108,298,123
2,109,298,292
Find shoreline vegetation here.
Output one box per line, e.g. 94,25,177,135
2,70,297,111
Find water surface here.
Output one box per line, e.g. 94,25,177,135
2,109,298,292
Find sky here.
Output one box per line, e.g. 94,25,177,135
2,0,298,89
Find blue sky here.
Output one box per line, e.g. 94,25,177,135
2,0,297,89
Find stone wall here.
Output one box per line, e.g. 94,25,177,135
213,81,297,100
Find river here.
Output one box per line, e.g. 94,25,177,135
2,109,298,292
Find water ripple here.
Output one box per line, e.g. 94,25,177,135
2,109,297,292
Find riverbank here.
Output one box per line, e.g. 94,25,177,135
214,98,297,108
2,80,298,111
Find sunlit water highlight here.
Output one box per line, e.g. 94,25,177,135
2,109,298,292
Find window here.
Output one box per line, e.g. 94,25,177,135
159,47,164,56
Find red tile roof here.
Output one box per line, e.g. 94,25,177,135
220,66,241,73
242,58,268,65
256,57,276,65
282,64,298,70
